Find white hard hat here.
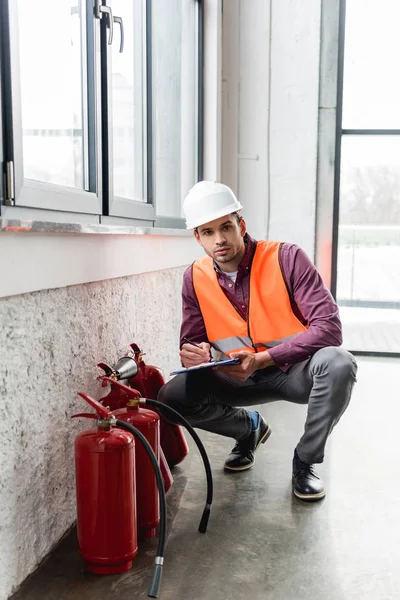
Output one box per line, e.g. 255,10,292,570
183,181,243,229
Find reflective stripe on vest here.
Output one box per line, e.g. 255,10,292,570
192,240,307,354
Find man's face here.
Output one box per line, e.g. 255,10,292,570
194,213,247,270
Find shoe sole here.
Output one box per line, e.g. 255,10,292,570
293,487,326,501
223,424,272,472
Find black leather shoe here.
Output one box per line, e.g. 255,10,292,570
292,452,326,501
224,414,271,471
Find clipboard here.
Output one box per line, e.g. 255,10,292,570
170,357,240,376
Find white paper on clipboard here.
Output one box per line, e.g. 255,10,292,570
170,358,240,376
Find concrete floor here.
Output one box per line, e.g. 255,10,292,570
10,357,400,600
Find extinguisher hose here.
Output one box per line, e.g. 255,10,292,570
115,420,165,599
143,399,213,534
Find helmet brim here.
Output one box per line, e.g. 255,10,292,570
186,203,243,230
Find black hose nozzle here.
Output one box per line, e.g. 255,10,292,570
143,399,213,533
148,561,163,598
115,420,166,599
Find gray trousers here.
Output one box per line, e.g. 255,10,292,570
157,346,358,464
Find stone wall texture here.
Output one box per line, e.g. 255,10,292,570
0,267,185,599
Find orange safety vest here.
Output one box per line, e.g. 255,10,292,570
192,240,307,355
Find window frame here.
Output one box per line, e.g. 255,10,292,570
3,0,103,215
102,0,155,222
0,0,204,225
0,24,4,206
332,0,400,298
332,0,400,358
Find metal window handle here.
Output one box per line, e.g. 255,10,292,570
95,1,113,45
100,5,113,45
113,16,124,53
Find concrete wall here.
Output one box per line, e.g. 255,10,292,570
222,0,270,241
222,0,324,259
315,0,341,287
269,0,322,257
0,267,185,600
221,0,271,242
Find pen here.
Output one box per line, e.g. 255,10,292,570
182,337,203,349
182,337,215,363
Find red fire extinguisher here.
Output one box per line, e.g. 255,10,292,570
98,343,189,467
113,395,161,541
73,402,138,575
73,392,166,598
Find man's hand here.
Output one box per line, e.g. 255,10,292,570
216,350,274,381
179,342,211,368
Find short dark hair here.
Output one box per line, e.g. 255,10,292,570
231,211,241,224
195,212,241,233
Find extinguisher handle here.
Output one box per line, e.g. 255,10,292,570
71,413,98,419
77,392,114,419
102,377,141,399
97,362,114,376
97,363,116,387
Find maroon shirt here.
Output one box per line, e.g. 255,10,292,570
180,234,343,369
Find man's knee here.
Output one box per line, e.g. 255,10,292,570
157,376,186,410
157,373,209,423
156,376,189,423
312,346,358,382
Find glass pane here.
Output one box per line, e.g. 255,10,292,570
18,0,85,188
153,0,198,217
337,136,400,352
342,0,400,129
111,0,145,201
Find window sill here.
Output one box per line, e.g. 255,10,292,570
0,218,201,299
0,218,192,237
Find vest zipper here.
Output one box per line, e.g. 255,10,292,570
277,242,291,298
247,261,257,353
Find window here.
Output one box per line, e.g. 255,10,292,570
0,0,203,224
153,0,199,220
19,1,85,189
333,0,400,354
4,0,101,213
